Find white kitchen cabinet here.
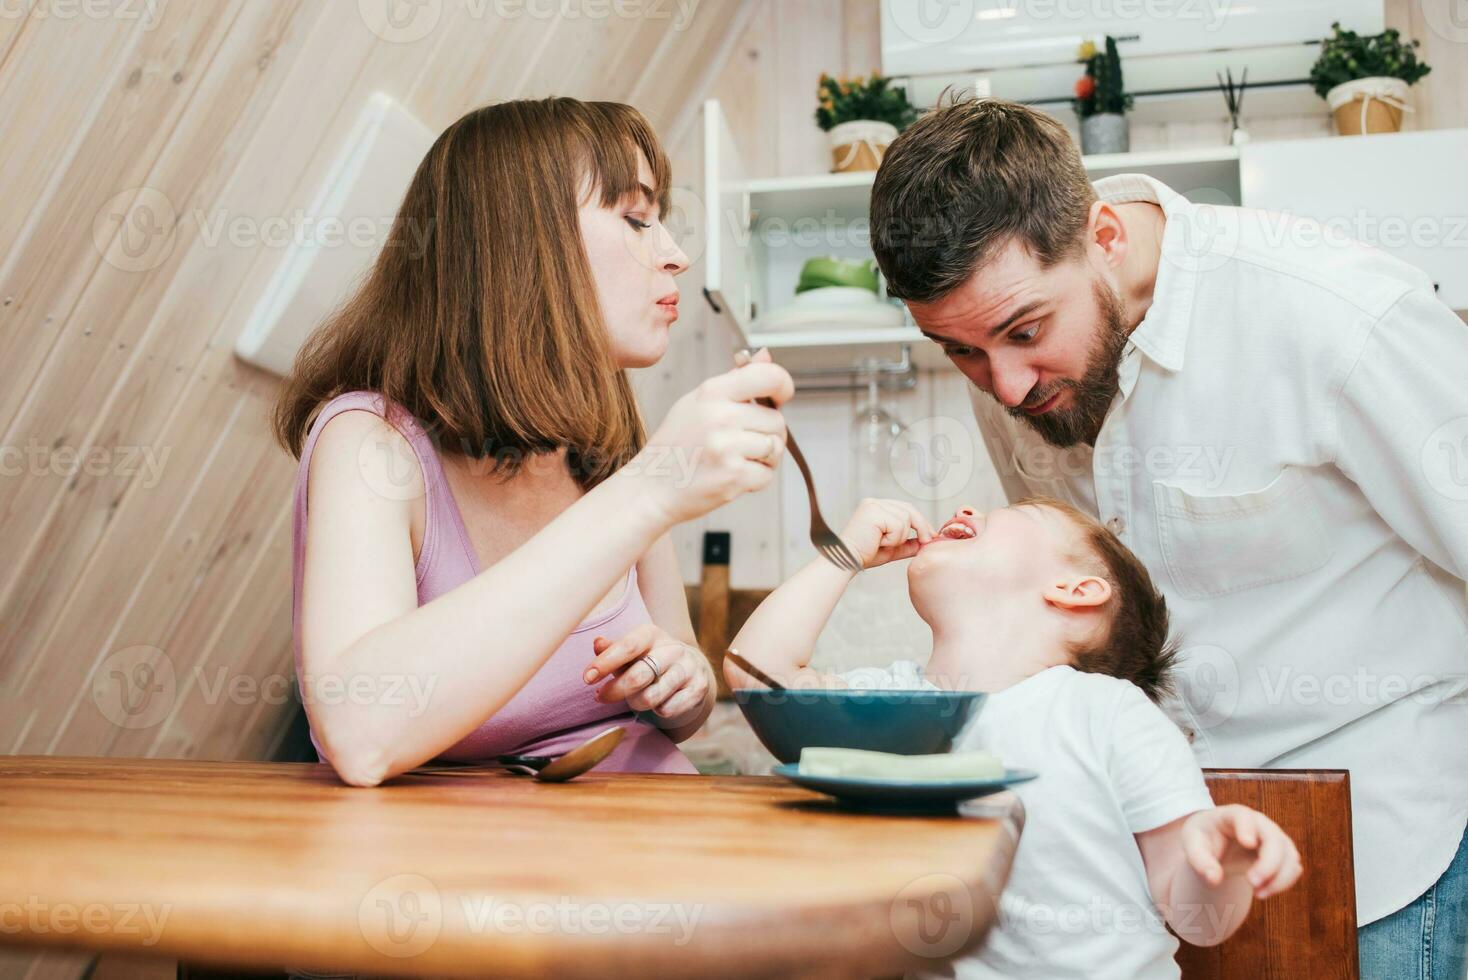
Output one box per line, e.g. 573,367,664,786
1239,129,1468,310
702,98,1468,372
701,99,753,347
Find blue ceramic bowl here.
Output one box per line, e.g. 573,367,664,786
732,688,987,764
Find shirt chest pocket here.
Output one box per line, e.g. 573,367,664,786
1151,466,1334,600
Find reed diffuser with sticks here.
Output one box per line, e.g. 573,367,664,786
1217,67,1248,145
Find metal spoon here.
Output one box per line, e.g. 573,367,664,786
413,725,626,783
725,650,787,692
496,725,626,782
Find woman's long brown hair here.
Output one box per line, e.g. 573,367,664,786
273,97,672,490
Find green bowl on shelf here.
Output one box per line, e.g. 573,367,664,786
795,256,879,295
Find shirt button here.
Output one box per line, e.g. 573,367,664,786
1106,516,1126,535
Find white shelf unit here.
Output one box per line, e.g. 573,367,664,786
704,97,1241,367
702,100,1468,371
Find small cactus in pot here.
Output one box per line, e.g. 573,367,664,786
1073,36,1133,155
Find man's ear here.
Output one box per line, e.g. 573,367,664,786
1088,200,1127,270
1043,575,1113,610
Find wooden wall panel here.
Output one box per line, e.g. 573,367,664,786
0,8,179,426
0,0,316,758
0,4,755,977
0,0,301,686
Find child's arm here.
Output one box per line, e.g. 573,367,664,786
1137,804,1303,946
723,498,934,689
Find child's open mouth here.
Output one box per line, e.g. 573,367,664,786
937,522,977,540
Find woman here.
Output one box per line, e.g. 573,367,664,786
275,98,791,787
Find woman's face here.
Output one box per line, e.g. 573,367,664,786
578,151,689,369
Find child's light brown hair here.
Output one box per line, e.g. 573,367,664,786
1019,496,1180,703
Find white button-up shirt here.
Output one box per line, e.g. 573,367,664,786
968,174,1468,925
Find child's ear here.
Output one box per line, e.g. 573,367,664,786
1043,576,1112,610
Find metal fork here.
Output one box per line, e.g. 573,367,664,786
754,394,863,574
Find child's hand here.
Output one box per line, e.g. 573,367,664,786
839,498,935,569
1182,804,1302,899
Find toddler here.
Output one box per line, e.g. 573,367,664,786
726,496,1302,979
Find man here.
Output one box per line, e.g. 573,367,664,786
869,96,1468,976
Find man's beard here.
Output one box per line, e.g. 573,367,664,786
1004,279,1129,448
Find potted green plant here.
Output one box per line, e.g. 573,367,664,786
815,72,919,173
1309,22,1431,136
1073,36,1133,155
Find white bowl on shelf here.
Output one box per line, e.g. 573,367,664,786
757,289,905,333
791,286,882,308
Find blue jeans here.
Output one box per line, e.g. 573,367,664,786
1359,821,1468,979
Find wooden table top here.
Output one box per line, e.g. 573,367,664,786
0,756,1023,979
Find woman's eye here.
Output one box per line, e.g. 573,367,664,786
624,216,652,231
945,345,978,358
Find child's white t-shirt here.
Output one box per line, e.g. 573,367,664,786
835,662,1214,980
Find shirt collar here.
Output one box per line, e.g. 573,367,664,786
1092,173,1199,375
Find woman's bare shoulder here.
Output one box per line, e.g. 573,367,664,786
307,408,425,511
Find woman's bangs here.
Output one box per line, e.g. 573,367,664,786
582,106,671,216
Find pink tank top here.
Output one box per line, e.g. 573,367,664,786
290,391,697,774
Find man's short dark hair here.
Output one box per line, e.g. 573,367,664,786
870,96,1098,303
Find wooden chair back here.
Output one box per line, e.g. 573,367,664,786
1178,769,1357,979
685,532,769,699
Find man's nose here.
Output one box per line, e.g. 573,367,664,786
991,361,1039,410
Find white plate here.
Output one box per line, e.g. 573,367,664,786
756,299,905,333
792,286,881,308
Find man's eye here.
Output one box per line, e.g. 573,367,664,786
1010,325,1039,343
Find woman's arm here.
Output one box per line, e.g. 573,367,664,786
302,412,667,785
301,360,794,786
